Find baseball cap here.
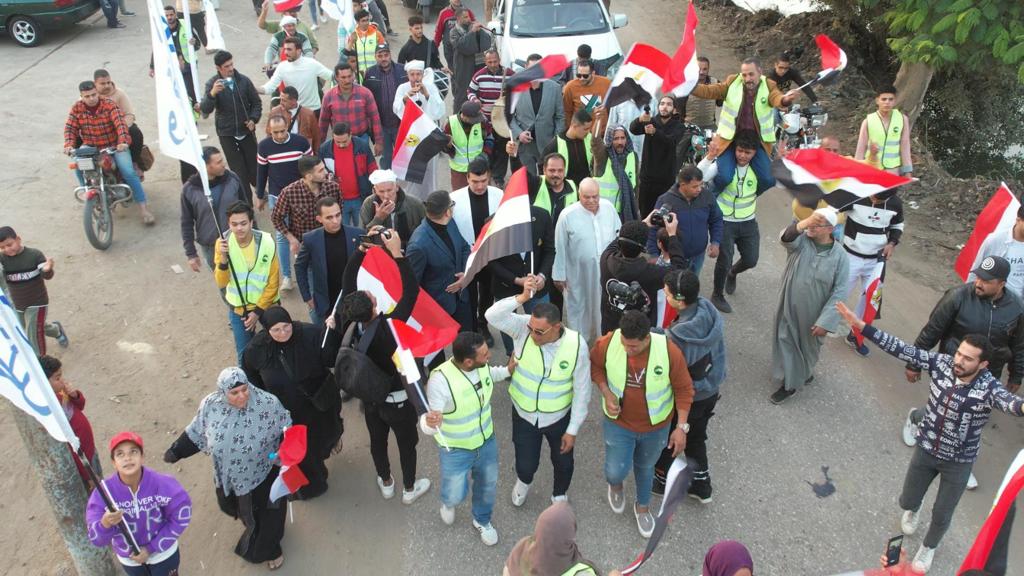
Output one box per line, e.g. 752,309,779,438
972,256,1010,282
375,43,391,54
109,431,144,457
459,101,485,124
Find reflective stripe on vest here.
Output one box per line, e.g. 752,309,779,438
718,76,775,143
716,166,758,220
603,331,673,425
433,361,493,450
866,110,904,169
595,153,637,210
354,29,379,72
448,115,484,172
509,329,581,413
224,231,276,308
555,133,593,177
532,179,578,215
562,563,598,576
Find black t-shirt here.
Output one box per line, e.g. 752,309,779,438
530,86,543,114
428,219,455,256
324,229,348,307
0,246,49,310
468,191,490,237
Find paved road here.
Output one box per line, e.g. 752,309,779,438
0,0,1020,575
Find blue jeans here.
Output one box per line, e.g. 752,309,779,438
689,251,706,276
379,125,399,170
267,194,291,279
501,293,549,354
603,419,670,507
76,149,146,203
343,198,362,229
121,548,180,576
99,0,118,26
712,143,775,195
228,308,254,364
438,435,498,525
307,0,319,22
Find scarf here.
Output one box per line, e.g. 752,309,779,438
249,305,328,391
185,367,291,496
604,125,639,221
505,502,594,575
702,540,755,576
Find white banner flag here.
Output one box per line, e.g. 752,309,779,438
320,0,353,28
0,294,79,449
203,0,225,51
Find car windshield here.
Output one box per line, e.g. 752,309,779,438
509,0,609,37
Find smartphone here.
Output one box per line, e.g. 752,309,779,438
884,534,903,567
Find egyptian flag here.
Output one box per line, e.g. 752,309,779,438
273,0,302,12
504,54,570,94
662,1,700,97
392,100,448,185
357,246,460,357
773,148,913,209
954,183,1020,280
852,261,885,347
959,449,1024,573
621,457,694,574
269,425,309,502
656,290,678,329
605,43,671,109
461,167,534,286
812,34,848,85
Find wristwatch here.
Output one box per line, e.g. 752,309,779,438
677,422,690,433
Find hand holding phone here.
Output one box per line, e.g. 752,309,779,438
884,535,903,568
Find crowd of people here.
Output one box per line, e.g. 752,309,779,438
10,0,1018,574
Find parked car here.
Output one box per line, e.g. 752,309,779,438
2,0,99,47
488,0,628,74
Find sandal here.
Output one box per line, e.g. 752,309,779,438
267,555,284,571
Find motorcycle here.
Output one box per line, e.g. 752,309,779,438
677,122,714,165
778,103,829,152
70,146,134,250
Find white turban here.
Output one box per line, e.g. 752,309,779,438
405,60,425,72
369,169,398,185
813,206,839,226
280,15,297,26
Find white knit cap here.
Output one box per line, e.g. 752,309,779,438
813,206,839,226
369,169,397,185
404,60,425,72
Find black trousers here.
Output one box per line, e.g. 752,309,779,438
512,409,574,497
190,11,207,47
712,219,760,295
219,132,259,203
490,134,510,184
363,399,419,490
656,393,718,477
216,469,286,564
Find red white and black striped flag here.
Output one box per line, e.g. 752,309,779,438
504,54,570,93
662,1,700,97
959,449,1024,574
605,43,671,109
621,457,693,574
773,148,913,209
812,34,848,85
273,0,302,12
392,100,448,185
954,183,1020,280
460,167,534,286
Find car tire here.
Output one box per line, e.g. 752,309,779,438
8,15,43,47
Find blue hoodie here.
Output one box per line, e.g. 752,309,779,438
666,297,726,401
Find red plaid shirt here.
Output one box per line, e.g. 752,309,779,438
63,98,131,150
271,179,342,239
318,85,383,144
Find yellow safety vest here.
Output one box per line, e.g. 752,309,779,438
602,330,673,425
718,76,775,143
866,110,904,170
555,133,593,177
353,27,379,73
448,115,484,173
174,23,194,64
595,152,637,211
533,179,578,215
224,230,276,308
562,563,598,576
433,361,493,450
717,165,758,221
509,329,581,413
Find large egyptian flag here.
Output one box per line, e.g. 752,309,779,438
663,1,700,97
273,0,302,12
504,54,570,93
461,167,534,286
773,148,913,209
392,100,448,185
605,43,671,109
954,183,1019,280
812,34,848,85
621,457,693,574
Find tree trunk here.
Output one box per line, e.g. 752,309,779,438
893,60,935,126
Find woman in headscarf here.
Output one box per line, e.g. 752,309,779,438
505,502,620,576
164,367,292,570
242,305,343,500
602,124,641,223
702,540,754,576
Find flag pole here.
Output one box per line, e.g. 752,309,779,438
320,289,346,348
77,449,145,559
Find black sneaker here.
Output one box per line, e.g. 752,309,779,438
651,475,666,496
725,272,737,295
687,480,713,504
769,385,796,404
710,293,732,314
845,331,870,356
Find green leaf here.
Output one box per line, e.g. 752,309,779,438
982,2,1000,21
909,8,929,31
1018,62,1024,83
932,13,959,34
948,0,975,12
994,28,1011,57
1005,41,1024,63
936,45,959,61
956,9,981,44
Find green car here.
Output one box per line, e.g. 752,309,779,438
1,0,100,47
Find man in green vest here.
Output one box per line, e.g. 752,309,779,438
855,85,913,177
445,101,492,191
543,109,598,188
214,201,281,364
424,331,509,546
709,132,770,314
527,153,578,228
595,125,640,222
485,276,591,506
590,310,693,538
149,6,200,107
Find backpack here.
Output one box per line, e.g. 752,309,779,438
334,320,394,404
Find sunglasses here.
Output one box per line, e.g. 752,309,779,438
526,323,552,336
576,73,591,79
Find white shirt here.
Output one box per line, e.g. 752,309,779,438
426,363,511,413
262,57,334,110
394,75,446,122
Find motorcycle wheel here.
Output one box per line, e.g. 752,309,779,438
83,193,114,250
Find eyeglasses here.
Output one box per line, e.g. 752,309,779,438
576,73,591,79
526,323,552,336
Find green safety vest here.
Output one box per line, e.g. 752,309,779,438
353,28,379,73
555,133,593,177
224,230,276,308
595,152,637,211
718,75,775,143
448,115,484,173
174,23,194,64
533,179,578,215
433,361,493,450
717,165,758,221
562,563,598,576
509,328,581,413
866,110,904,170
603,330,673,425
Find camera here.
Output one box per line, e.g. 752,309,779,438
359,229,393,246
649,205,673,228
606,279,650,312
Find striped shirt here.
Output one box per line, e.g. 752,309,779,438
841,195,904,259
256,134,312,199
467,66,513,122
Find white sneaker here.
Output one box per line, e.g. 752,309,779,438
912,544,936,573
402,478,431,504
377,476,395,500
902,408,918,447
607,485,625,514
310,23,319,30
511,479,530,507
550,494,568,504
967,472,978,490
901,509,920,536
473,519,498,546
440,504,455,525
634,503,655,539
280,277,294,291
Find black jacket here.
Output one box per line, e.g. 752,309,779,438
490,206,555,300
630,114,686,182
911,284,1024,384
600,235,687,333
199,71,262,138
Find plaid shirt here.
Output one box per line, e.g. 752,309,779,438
271,179,342,239
63,98,131,150
318,85,383,144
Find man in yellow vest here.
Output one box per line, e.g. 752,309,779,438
526,153,578,232
214,201,281,363
595,125,640,222
590,310,693,538
346,9,385,78
444,101,493,191
543,109,599,188
688,57,800,196
855,85,913,177
424,332,510,546
485,276,591,506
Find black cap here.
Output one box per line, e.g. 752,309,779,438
972,256,1010,282
375,43,390,54
459,100,485,124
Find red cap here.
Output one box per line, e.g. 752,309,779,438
108,431,144,457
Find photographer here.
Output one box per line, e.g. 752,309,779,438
645,166,723,276
600,214,686,334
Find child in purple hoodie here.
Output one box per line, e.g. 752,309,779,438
86,432,192,576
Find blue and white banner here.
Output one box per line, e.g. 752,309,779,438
0,294,79,449
203,0,226,51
